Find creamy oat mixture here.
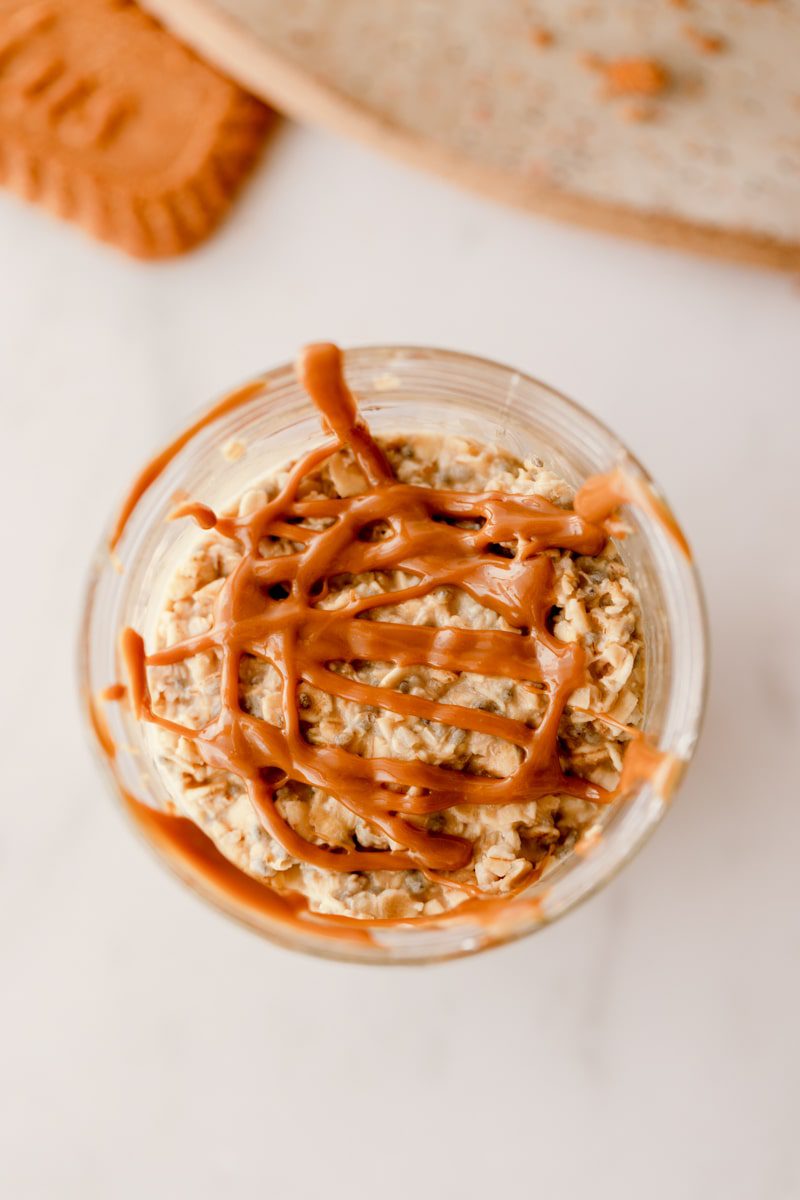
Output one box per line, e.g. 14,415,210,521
146,433,644,920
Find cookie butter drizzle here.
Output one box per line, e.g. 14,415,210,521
108,378,266,555
117,342,679,911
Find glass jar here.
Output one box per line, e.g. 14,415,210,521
80,346,708,963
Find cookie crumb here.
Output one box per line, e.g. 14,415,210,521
579,51,603,71
621,102,657,123
683,25,726,53
222,438,247,462
528,26,554,48
585,56,671,99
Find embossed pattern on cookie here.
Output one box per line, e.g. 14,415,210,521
0,0,272,256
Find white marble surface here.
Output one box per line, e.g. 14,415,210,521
1,124,798,1200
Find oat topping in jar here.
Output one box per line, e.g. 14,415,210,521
107,343,665,925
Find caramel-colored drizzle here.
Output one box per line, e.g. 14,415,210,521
125,789,546,946
108,377,266,553
86,694,375,947
574,466,691,560
91,690,549,944
117,342,671,900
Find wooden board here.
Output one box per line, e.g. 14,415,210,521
142,0,800,271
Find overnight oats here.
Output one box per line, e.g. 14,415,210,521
83,344,706,961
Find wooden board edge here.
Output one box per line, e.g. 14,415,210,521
142,0,800,273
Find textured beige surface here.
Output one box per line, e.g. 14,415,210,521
143,0,800,267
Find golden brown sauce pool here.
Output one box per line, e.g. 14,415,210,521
98,342,682,932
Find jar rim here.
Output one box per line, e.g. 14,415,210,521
80,344,709,964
